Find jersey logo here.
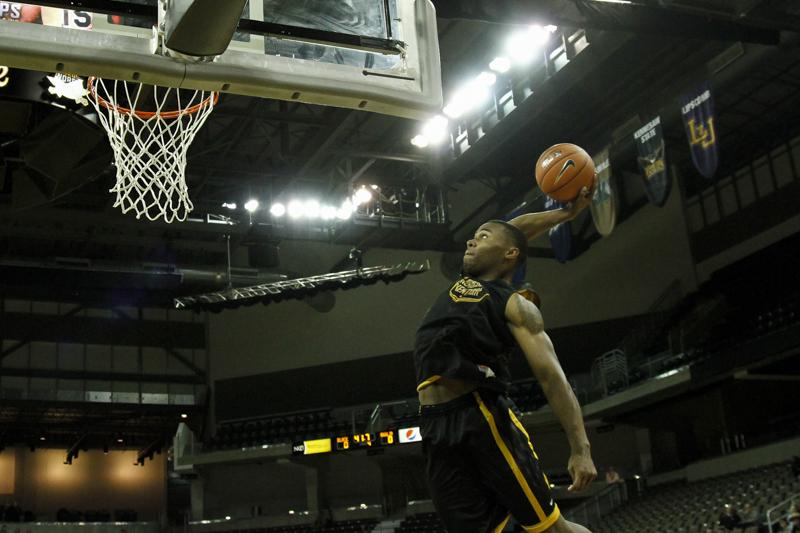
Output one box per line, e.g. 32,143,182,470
449,278,488,303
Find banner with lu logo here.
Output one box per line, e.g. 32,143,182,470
634,116,671,207
680,82,719,179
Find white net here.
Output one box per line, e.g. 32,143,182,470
88,78,218,223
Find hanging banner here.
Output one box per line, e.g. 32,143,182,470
634,116,671,207
544,197,571,263
590,147,617,237
680,82,719,179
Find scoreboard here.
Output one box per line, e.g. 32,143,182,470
292,427,421,456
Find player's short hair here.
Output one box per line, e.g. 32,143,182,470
486,220,528,267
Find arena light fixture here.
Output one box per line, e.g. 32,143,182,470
489,56,511,73
270,202,286,217
244,199,259,213
353,187,373,206
476,71,497,86
336,199,354,220
180,413,188,419
221,202,237,210
303,200,321,219
421,115,450,143
410,134,429,148
320,205,337,220
287,200,304,219
506,24,555,64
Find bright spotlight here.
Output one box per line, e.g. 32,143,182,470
287,200,304,219
270,202,286,217
303,200,320,219
225,516,231,521
180,413,188,419
337,200,354,220
320,205,337,220
443,79,491,119
489,56,511,73
421,115,450,143
476,71,497,86
506,25,552,64
244,199,259,213
221,202,237,210
353,187,373,206
410,134,430,148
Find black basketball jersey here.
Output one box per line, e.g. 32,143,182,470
414,277,519,394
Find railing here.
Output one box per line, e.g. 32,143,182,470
563,483,627,527
767,491,800,533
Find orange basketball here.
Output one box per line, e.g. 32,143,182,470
535,143,596,203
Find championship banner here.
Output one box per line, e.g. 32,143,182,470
544,197,571,263
590,147,617,237
680,82,718,179
634,116,671,207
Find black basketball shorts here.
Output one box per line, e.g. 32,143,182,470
421,389,560,533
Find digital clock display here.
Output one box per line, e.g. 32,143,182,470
352,433,374,447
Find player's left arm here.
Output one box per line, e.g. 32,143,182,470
505,293,597,491
507,185,594,241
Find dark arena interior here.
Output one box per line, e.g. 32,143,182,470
1,1,800,532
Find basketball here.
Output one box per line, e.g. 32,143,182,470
535,143,596,203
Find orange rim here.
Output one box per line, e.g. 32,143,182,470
87,77,218,120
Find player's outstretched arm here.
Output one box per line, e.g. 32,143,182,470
507,186,593,241
505,294,597,492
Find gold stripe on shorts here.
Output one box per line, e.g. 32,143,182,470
473,391,547,523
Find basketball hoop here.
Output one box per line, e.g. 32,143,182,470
88,77,218,223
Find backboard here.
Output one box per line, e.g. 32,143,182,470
0,0,442,119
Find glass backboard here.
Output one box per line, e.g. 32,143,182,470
0,0,442,118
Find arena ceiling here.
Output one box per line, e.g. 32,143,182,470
0,0,799,305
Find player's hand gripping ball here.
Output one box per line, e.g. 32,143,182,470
535,143,596,203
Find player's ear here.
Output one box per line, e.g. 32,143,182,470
505,246,520,263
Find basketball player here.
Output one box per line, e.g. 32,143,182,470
415,187,596,533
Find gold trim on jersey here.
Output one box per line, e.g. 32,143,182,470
416,375,442,391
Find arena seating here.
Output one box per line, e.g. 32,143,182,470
592,462,800,533
395,512,446,533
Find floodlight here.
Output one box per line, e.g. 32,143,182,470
336,200,354,220
287,200,304,218
421,115,450,144
476,71,497,86
411,134,430,148
353,187,373,206
320,205,337,220
270,203,286,217
489,57,511,73
303,200,321,219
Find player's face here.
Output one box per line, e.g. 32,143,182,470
462,223,511,277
